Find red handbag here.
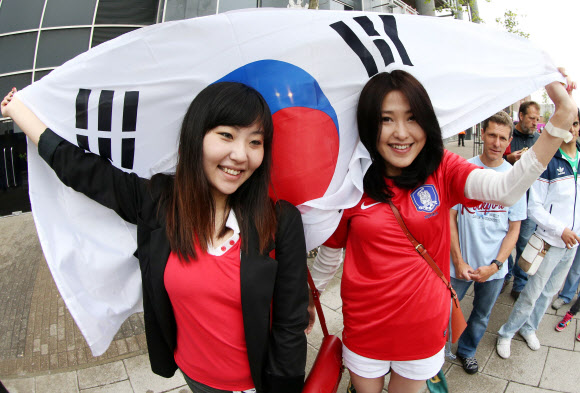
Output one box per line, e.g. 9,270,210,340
303,269,344,393
388,201,467,343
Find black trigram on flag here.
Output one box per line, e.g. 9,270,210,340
331,15,413,78
75,89,139,170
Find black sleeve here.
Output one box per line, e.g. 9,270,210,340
38,128,152,225
264,200,309,393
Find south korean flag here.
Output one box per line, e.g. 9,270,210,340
17,8,563,355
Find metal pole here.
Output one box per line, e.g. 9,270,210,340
3,148,9,188
10,147,16,187
414,0,436,16
470,0,481,23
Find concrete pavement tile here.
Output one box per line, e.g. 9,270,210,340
505,382,556,393
35,371,79,393
554,305,570,317
2,377,35,393
540,348,580,392
459,294,474,319
305,343,318,374
67,350,78,367
486,302,514,334
116,339,129,355
165,386,193,393
576,324,580,352
483,339,548,386
125,337,139,353
80,380,133,393
382,371,391,390
77,361,128,389
467,284,475,297
446,364,507,393
320,276,343,311
535,314,576,351
123,354,186,393
49,353,58,368
442,360,452,373
543,294,559,317
305,304,343,349
465,332,497,370
495,281,517,307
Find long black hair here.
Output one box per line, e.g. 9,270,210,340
163,82,276,260
357,70,444,202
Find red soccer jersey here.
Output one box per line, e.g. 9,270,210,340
325,150,479,360
164,239,254,391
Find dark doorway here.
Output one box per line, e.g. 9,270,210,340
0,119,30,216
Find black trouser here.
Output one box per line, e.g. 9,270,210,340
181,371,255,393
570,297,580,315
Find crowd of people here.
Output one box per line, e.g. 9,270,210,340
2,66,578,393
450,99,580,372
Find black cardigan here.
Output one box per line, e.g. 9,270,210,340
38,129,309,393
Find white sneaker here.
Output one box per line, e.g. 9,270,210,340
496,337,511,359
520,331,541,351
552,297,567,310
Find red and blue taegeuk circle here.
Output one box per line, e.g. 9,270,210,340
216,60,340,206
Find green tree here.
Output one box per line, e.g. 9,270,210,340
542,110,552,124
541,89,549,105
495,10,530,38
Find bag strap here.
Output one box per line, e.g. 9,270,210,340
388,201,460,308
306,268,330,337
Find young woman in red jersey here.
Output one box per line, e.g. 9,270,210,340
2,82,308,393
310,70,576,393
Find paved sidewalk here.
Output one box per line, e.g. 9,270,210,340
1,138,579,392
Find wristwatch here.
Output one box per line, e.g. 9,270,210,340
491,259,503,270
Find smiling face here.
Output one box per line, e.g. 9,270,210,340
202,123,264,204
377,90,427,176
481,121,512,167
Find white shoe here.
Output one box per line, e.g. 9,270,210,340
552,297,567,310
496,337,511,359
520,331,541,351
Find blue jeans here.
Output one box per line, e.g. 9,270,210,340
498,245,577,339
512,218,536,292
505,255,514,281
558,248,580,303
451,277,504,358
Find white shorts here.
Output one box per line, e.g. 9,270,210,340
342,344,445,381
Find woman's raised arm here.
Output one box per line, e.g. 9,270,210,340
531,74,577,165
464,72,577,206
1,88,46,145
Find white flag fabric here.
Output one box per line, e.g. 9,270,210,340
17,9,563,355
